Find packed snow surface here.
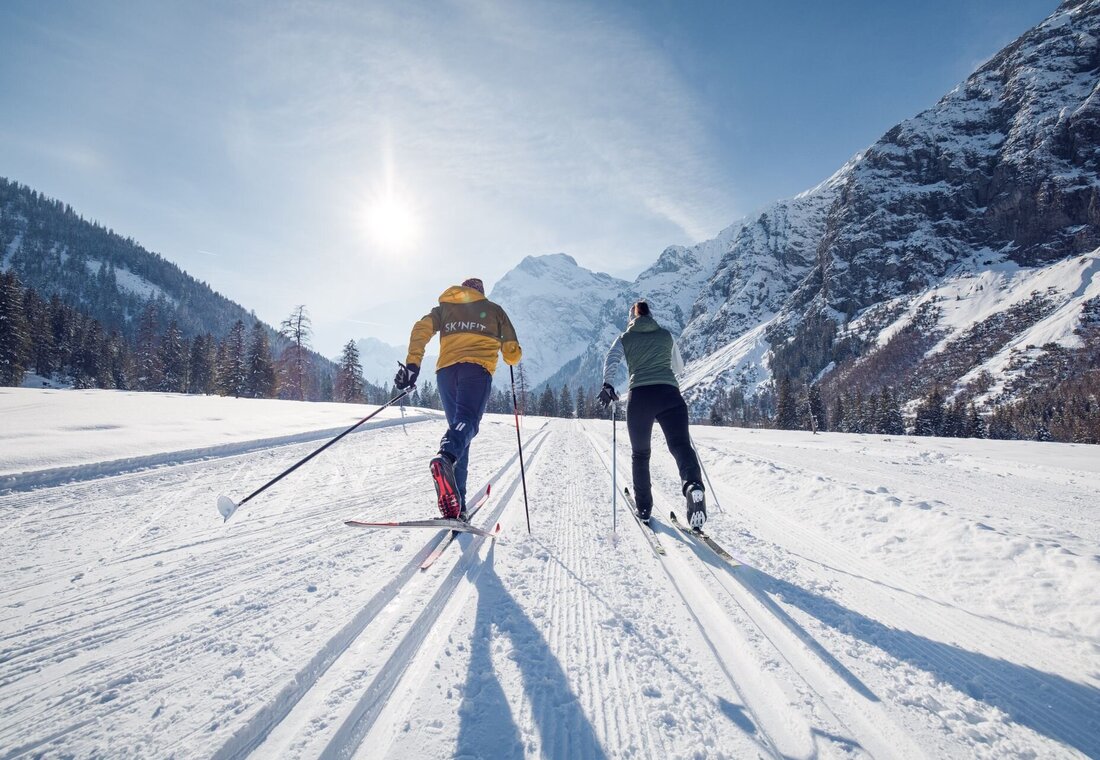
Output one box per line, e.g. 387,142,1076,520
1,390,1098,758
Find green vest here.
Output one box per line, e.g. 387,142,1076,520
621,316,678,390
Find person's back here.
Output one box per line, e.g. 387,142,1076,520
396,278,521,519
600,301,706,527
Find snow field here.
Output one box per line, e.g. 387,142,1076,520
1,389,1098,758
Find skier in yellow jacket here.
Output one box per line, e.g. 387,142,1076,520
395,278,522,519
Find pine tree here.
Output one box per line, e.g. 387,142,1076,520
558,383,573,418
538,385,557,417
419,380,442,410
217,320,247,397
23,287,54,378
775,376,798,430
335,339,365,403
965,403,986,439
0,271,30,385
134,302,162,391
914,386,945,436
245,322,277,398
807,383,826,432
188,334,216,394
881,387,906,435
575,385,588,420
71,318,104,389
159,321,187,392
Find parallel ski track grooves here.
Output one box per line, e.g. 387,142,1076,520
582,422,933,760
211,427,550,760
314,432,552,760
691,441,1100,755
578,423,789,760
0,440,495,756
540,424,664,758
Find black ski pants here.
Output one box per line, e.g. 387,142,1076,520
626,383,702,513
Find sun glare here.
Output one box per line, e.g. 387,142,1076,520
367,194,419,249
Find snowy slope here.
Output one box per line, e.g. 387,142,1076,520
2,389,1098,758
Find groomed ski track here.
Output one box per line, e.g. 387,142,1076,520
2,410,1098,759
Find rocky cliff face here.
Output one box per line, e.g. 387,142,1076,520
496,1,1100,415
680,0,1100,409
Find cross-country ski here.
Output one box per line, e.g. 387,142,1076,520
4,2,1100,758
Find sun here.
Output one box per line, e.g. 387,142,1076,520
367,193,419,249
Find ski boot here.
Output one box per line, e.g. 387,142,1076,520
685,482,707,529
430,453,461,519
635,501,652,525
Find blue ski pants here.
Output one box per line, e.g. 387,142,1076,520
437,362,493,505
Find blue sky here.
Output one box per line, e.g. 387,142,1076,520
0,0,1055,354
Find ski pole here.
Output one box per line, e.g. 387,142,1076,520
217,385,415,521
689,432,722,513
611,399,618,532
509,364,532,534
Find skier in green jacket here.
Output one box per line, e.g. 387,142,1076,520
598,300,706,527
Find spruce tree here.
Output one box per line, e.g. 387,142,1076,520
575,385,588,419
0,271,30,385
538,385,557,417
914,387,945,436
134,303,162,391
245,322,277,398
559,383,573,418
159,321,187,392
965,403,986,439
831,394,846,432
775,377,797,430
188,335,216,394
23,287,54,378
217,320,247,397
808,383,826,432
881,387,906,435
335,339,365,403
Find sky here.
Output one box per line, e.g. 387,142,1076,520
0,0,1057,356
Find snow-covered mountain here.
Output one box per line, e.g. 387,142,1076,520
681,0,1100,410
0,177,263,341
489,253,628,387
503,229,744,393
354,337,436,386
506,0,1100,421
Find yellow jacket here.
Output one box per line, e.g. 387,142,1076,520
406,286,522,375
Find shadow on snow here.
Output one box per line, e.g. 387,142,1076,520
455,543,608,760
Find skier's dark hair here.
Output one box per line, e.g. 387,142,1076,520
631,300,650,318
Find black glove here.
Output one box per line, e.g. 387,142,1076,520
394,362,420,390
597,383,619,408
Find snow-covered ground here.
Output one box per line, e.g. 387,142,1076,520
1,389,1098,759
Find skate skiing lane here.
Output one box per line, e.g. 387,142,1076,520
626,426,1100,758
580,423,928,760
213,426,552,760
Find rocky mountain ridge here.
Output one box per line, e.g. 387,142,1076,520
496,0,1100,423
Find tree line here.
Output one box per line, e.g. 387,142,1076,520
0,270,390,402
